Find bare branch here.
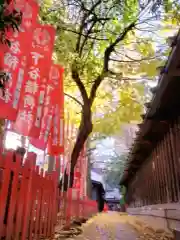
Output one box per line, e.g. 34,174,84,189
110,55,158,63
89,74,103,106
79,20,97,56
104,22,136,72
75,0,102,53
76,14,87,52
58,26,108,41
64,92,83,106
86,16,112,24
79,15,112,54
89,21,136,106
71,63,89,104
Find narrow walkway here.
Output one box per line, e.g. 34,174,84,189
54,212,174,239
76,212,139,239
54,212,139,239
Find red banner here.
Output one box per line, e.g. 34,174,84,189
14,24,55,136
0,0,39,121
80,146,86,197
73,146,87,195
47,65,64,156
29,26,56,138
82,145,88,196
73,152,82,189
30,64,60,150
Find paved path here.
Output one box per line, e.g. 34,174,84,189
54,212,174,239
70,212,139,240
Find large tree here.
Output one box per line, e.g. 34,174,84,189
40,0,179,188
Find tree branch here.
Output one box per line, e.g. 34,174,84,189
89,22,136,106
89,74,103,106
71,63,89,105
79,16,112,55
79,20,97,56
104,22,136,72
76,14,86,52
58,26,108,41
110,55,158,63
75,0,102,53
64,92,83,106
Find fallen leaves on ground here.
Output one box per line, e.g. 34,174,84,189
117,213,174,240
51,212,175,239
53,223,83,239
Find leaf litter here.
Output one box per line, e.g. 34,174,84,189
51,212,175,240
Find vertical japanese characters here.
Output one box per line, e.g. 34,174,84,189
0,0,39,120
30,64,61,150
14,25,55,136
29,25,56,138
0,0,65,159
47,65,64,155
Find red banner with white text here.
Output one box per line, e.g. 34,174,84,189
0,0,39,120
47,65,64,156
65,122,77,176
80,146,87,197
73,146,87,197
73,152,82,189
29,25,56,138
30,64,61,150
13,24,55,136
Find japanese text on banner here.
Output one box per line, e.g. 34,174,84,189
30,64,60,150
47,65,64,156
14,25,55,137
0,0,39,120
29,25,56,138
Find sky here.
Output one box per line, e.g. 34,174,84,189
5,130,45,165
5,1,178,172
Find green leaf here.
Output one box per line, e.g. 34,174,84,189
39,0,178,140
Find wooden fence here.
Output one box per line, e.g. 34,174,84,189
0,150,57,239
0,150,103,239
127,118,180,207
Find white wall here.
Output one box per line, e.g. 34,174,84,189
105,188,121,200
91,170,105,189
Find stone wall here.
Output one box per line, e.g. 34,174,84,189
127,203,180,233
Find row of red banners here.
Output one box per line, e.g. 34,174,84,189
0,0,64,155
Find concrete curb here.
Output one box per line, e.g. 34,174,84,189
127,203,180,233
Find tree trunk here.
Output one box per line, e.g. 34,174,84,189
86,139,92,198
59,105,93,191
